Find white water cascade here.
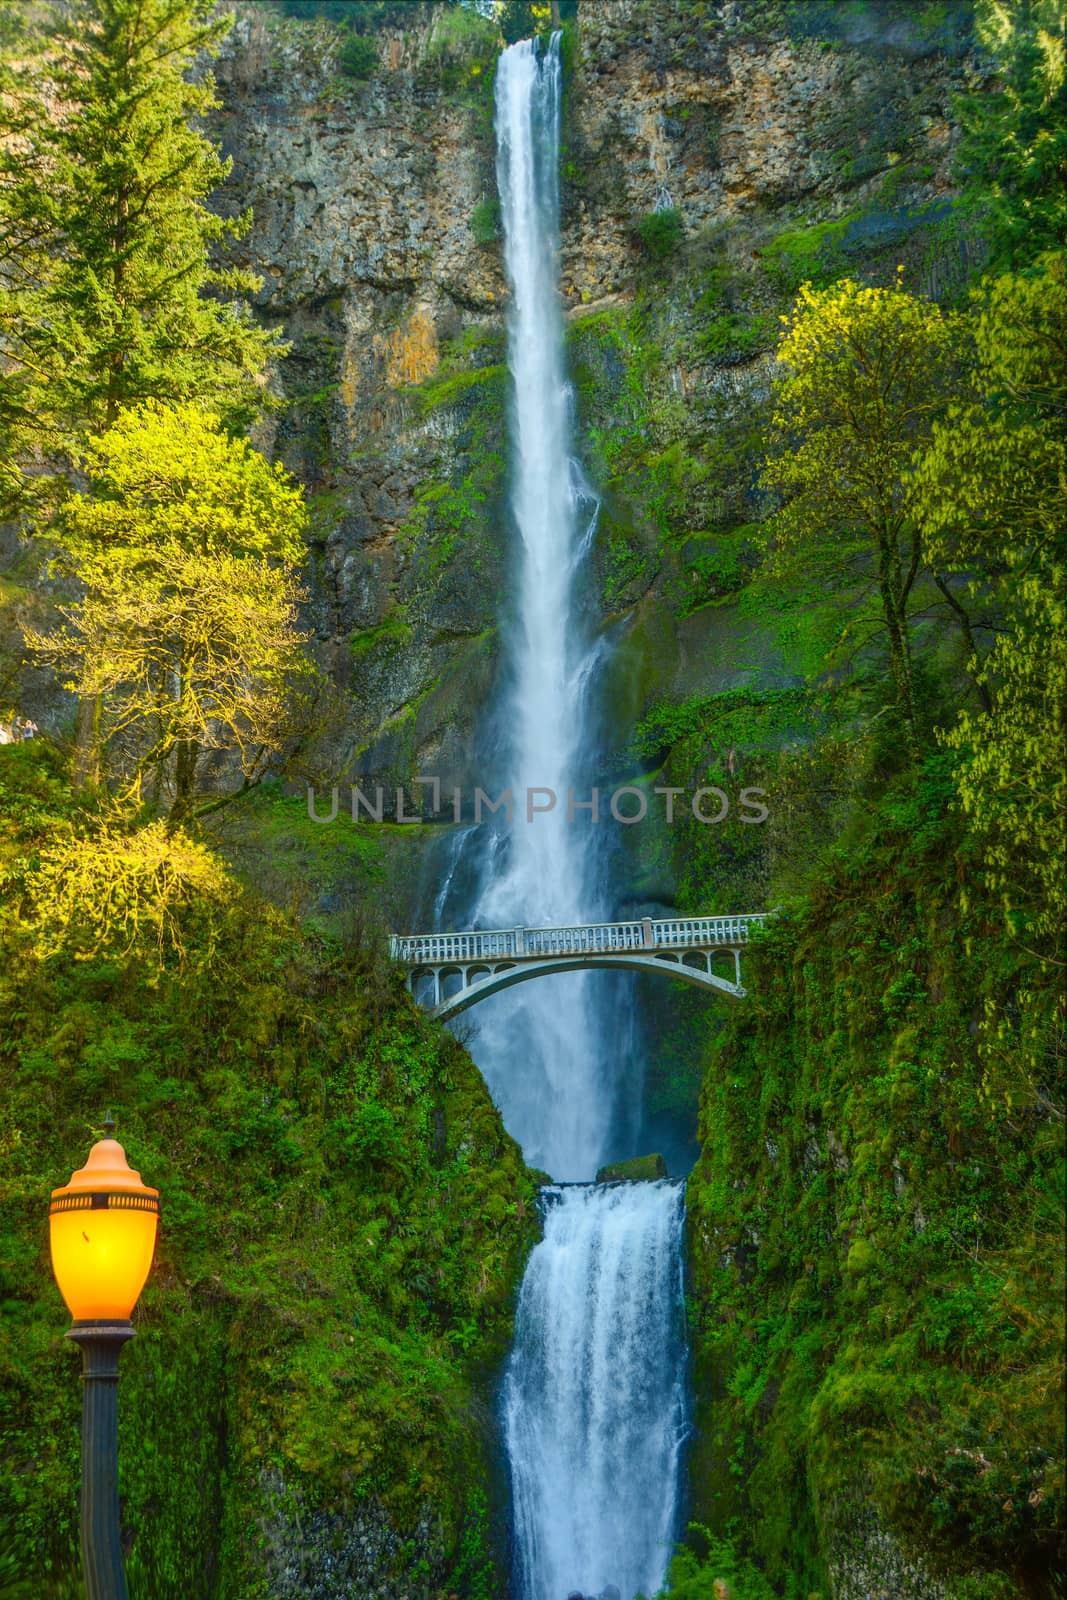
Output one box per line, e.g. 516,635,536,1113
466,33,614,1184
504,1182,688,1600
447,36,691,1600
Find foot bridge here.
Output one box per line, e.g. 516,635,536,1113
390,914,770,1023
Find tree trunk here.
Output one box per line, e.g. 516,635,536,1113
170,736,198,824
878,537,917,752
72,692,102,789
933,571,993,712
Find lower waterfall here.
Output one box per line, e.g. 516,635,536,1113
503,1183,689,1600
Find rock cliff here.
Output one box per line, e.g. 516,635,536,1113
213,0,983,801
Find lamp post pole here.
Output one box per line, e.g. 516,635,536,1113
49,1116,160,1600
66,1322,136,1600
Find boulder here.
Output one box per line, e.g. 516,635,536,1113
595,1153,668,1183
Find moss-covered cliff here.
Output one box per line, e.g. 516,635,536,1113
2,2,1061,1596
680,758,1063,1599
0,743,537,1599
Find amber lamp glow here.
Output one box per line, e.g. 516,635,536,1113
49,1119,160,1600
49,1128,159,1321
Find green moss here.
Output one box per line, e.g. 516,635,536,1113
761,212,864,292
392,364,507,600
410,362,507,418
350,615,414,662
469,197,500,247
596,1153,669,1183
682,758,1064,1593
0,742,538,1597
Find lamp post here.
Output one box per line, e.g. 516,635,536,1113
49,1117,160,1600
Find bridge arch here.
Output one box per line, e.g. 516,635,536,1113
393,912,768,1022
419,952,744,1022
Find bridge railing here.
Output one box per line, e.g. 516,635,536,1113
390,912,769,967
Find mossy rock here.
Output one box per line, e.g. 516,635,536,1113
595,1152,669,1183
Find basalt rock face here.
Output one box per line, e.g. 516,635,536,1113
212,0,982,801
213,2,509,800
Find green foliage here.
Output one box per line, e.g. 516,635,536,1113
658,1525,778,1600
470,196,501,246
498,0,552,45
638,207,685,259
424,2,501,98
684,760,1064,1594
955,0,1067,269
338,28,377,75
762,275,967,745
0,0,278,489
27,404,316,823
448,1486,497,1600
910,253,1067,966
276,0,416,25
633,687,819,766
0,740,536,1596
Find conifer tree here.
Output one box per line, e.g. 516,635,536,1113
0,0,278,453
0,0,284,779
955,0,1067,270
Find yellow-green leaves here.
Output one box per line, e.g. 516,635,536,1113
26,821,233,968
761,276,966,743
910,253,1067,956
764,276,963,536
60,401,309,565
28,403,314,821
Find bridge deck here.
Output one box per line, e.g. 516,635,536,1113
390,912,768,966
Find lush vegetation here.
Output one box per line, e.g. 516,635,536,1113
0,1,532,1593
0,0,1062,1596
624,7,1064,1596
0,743,536,1598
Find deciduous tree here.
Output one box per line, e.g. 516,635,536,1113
28,403,315,822
761,276,967,748
911,254,1067,955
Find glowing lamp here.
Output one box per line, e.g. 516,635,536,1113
49,1124,160,1322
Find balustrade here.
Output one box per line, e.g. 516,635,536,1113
390,913,768,968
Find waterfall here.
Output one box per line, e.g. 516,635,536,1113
440,35,688,1600
461,30,615,1182
504,1182,688,1600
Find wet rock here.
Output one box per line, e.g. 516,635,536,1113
595,1152,668,1183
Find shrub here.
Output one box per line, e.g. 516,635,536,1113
638,206,684,258
339,30,377,78
470,197,500,246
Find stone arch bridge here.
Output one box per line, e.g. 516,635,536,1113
390,914,769,1023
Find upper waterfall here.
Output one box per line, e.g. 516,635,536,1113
465,34,626,1181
